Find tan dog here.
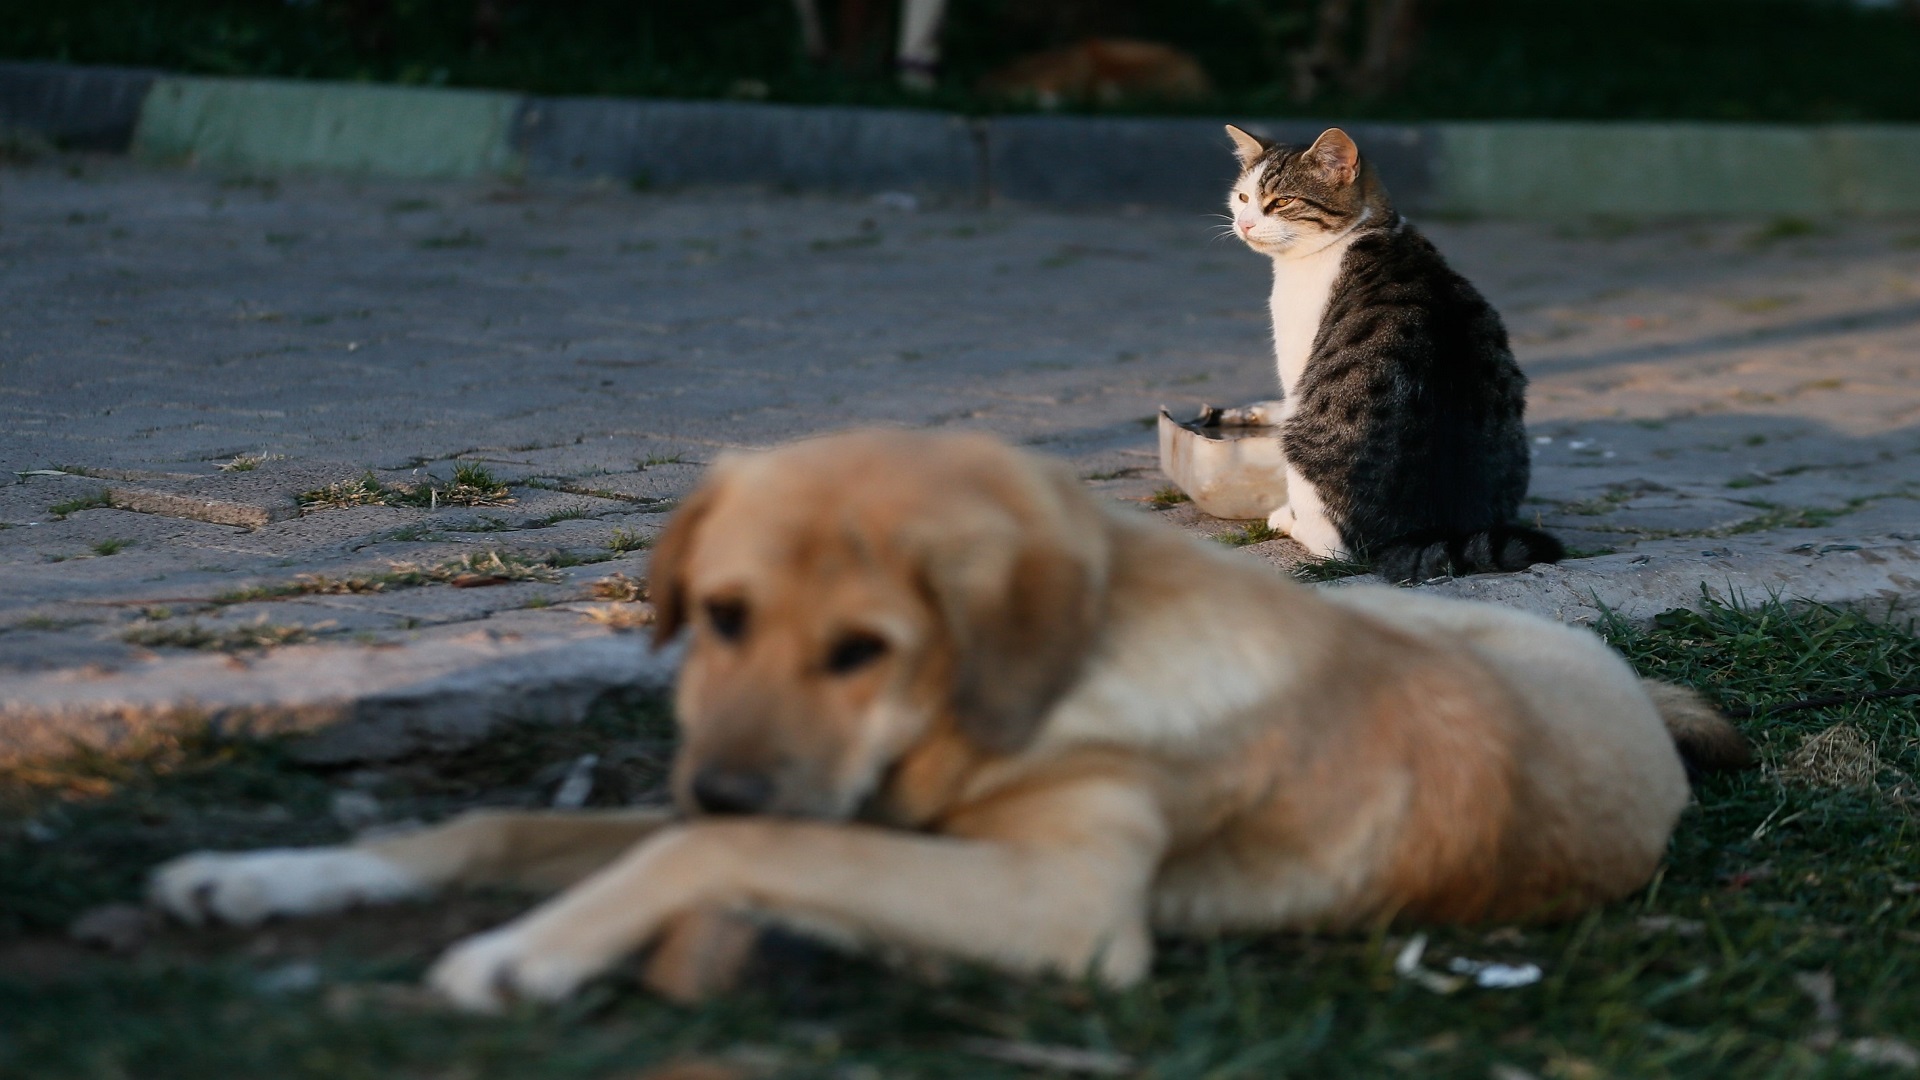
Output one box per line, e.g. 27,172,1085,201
150,430,1746,1010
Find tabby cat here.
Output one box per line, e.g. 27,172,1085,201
1222,125,1562,583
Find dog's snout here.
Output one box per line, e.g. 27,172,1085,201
690,767,774,815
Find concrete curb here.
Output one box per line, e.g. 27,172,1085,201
0,628,680,766
1433,122,1920,217
7,62,1920,214
4,535,1914,768
514,97,981,197
134,76,522,180
1392,534,1920,627
0,61,157,151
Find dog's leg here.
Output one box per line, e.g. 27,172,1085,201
150,807,675,927
429,778,1168,1011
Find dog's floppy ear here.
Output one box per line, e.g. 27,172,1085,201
916,468,1109,754
647,461,734,648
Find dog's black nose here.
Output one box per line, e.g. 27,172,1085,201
690,767,774,815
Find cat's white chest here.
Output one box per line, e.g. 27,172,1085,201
1267,237,1355,402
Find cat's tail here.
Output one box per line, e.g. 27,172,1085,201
1371,525,1564,584
1640,679,1753,778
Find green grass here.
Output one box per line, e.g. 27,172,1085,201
89,538,129,557
1215,521,1280,547
0,0,1913,123
606,528,651,554
47,490,111,519
3,599,1918,1078
298,468,512,511
1291,554,1373,582
1148,486,1191,508
122,620,310,652
205,549,575,607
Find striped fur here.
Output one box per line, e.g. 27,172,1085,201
1225,126,1562,583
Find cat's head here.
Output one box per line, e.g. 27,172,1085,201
1224,126,1389,258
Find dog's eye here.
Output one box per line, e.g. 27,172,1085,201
824,631,888,675
704,598,747,642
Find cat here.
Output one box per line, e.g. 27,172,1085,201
1220,124,1563,584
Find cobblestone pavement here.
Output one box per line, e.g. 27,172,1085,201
2,159,1917,751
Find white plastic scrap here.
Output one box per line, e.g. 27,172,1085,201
1394,934,1542,994
1447,956,1544,989
551,753,600,810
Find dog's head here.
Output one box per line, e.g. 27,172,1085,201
648,430,1111,820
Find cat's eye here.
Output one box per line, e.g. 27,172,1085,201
704,598,748,642
824,631,889,675
1264,197,1294,214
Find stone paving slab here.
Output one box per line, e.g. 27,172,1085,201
2,157,1918,762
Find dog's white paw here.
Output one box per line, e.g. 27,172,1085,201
149,848,425,927
427,925,601,1012
1266,503,1295,534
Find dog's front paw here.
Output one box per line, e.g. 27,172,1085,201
1266,503,1295,534
427,925,604,1012
149,848,424,927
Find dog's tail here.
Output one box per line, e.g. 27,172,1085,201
1371,525,1565,584
1641,679,1752,778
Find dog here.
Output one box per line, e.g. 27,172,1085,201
149,429,1747,1011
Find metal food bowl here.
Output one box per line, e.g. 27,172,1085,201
1156,407,1288,521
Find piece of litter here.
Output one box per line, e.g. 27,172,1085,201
1636,915,1706,937
1392,934,1465,993
1446,957,1543,989
956,1038,1132,1076
1849,1037,1920,1070
330,790,383,831
69,903,155,954
552,753,600,809
1395,934,1540,993
254,961,323,995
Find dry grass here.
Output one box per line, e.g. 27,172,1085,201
581,603,655,631
122,620,311,652
590,572,646,602
1781,723,1882,790
298,466,513,512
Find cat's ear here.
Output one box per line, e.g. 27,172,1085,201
1306,128,1361,186
1225,125,1270,169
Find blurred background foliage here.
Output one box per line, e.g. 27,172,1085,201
0,0,1916,121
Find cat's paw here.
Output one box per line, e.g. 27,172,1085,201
1266,504,1296,534
428,924,605,1012
149,848,425,927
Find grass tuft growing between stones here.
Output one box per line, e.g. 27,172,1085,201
208,550,577,607
122,620,310,652
1215,521,1280,547
4,599,1918,1078
606,528,652,554
1291,554,1374,582
47,490,111,519
298,468,513,512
